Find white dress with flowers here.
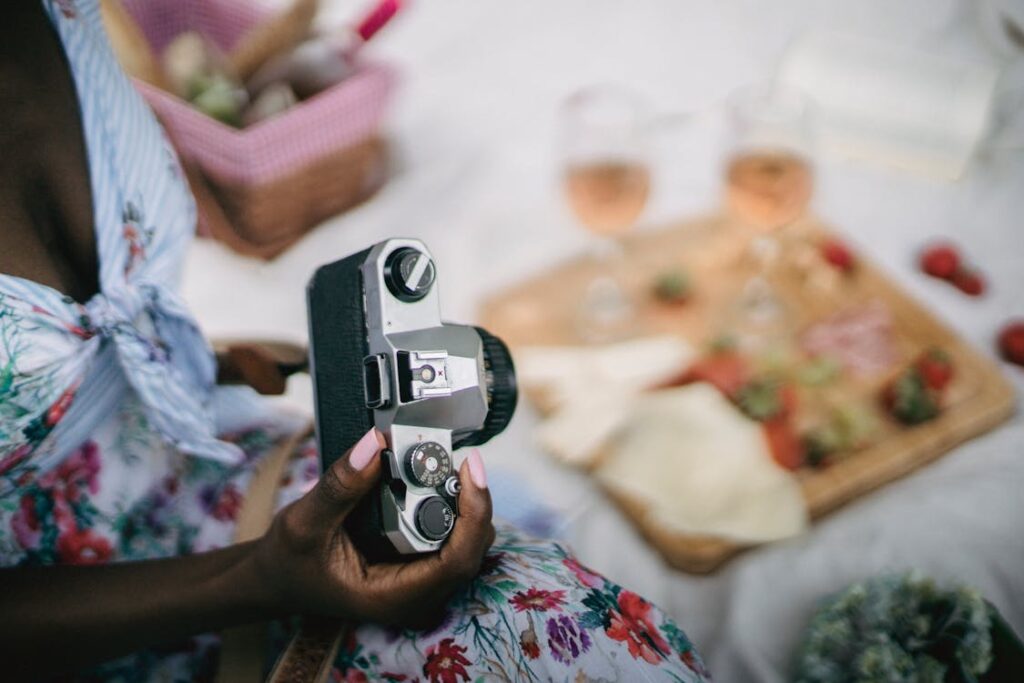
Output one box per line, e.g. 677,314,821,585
0,2,708,681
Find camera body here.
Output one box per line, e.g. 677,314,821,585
307,239,516,559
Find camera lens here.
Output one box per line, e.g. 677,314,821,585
453,327,518,448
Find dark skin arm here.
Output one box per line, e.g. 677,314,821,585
215,340,309,394
0,0,99,302
2,539,271,675
1,434,496,680
0,4,495,679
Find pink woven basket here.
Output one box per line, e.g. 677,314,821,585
120,0,397,250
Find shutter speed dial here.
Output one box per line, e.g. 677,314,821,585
405,441,452,488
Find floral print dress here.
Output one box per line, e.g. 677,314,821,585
0,2,709,681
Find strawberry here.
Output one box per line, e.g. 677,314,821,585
951,268,986,297
914,348,954,391
919,243,960,280
779,383,799,416
763,418,804,470
881,368,940,425
821,238,855,273
671,351,750,398
997,321,1024,366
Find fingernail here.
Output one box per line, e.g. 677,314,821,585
349,428,384,471
467,449,487,489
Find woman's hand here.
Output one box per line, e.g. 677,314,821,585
214,340,309,395
0,431,491,678
252,428,495,628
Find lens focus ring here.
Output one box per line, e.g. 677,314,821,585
453,327,518,448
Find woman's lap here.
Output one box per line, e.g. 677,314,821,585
82,525,708,682
73,426,707,681
324,524,708,682
267,434,708,681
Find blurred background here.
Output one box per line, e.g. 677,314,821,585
110,0,1024,679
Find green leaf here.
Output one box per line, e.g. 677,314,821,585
581,589,616,629
0,359,15,395
493,579,519,593
578,609,606,630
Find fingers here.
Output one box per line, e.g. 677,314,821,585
441,450,495,575
292,428,386,532
358,560,454,627
374,450,494,599
340,450,497,628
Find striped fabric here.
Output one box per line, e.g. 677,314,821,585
0,0,242,495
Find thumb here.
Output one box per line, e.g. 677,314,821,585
380,449,495,603
438,450,494,574
299,427,386,531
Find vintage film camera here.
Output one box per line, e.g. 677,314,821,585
307,239,517,559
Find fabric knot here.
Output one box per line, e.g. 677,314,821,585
81,281,243,466
85,284,153,334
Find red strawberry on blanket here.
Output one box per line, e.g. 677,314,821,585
918,241,987,297
919,243,960,280
951,268,986,297
998,321,1024,367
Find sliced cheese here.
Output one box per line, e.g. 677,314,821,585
517,336,695,411
595,383,808,544
536,392,636,466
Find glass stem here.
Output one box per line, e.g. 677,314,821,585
578,234,632,342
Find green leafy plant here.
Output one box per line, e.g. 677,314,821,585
794,572,995,683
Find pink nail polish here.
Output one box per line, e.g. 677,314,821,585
349,428,383,471
467,449,487,489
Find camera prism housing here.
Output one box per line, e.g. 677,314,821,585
307,239,517,560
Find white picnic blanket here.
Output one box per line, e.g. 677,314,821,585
183,0,1024,679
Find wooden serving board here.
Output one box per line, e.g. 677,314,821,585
479,214,1016,573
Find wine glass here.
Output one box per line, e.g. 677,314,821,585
560,85,651,342
722,84,816,352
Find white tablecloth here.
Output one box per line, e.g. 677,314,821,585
182,1,1024,679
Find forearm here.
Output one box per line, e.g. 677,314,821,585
0,540,281,680
214,342,308,395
